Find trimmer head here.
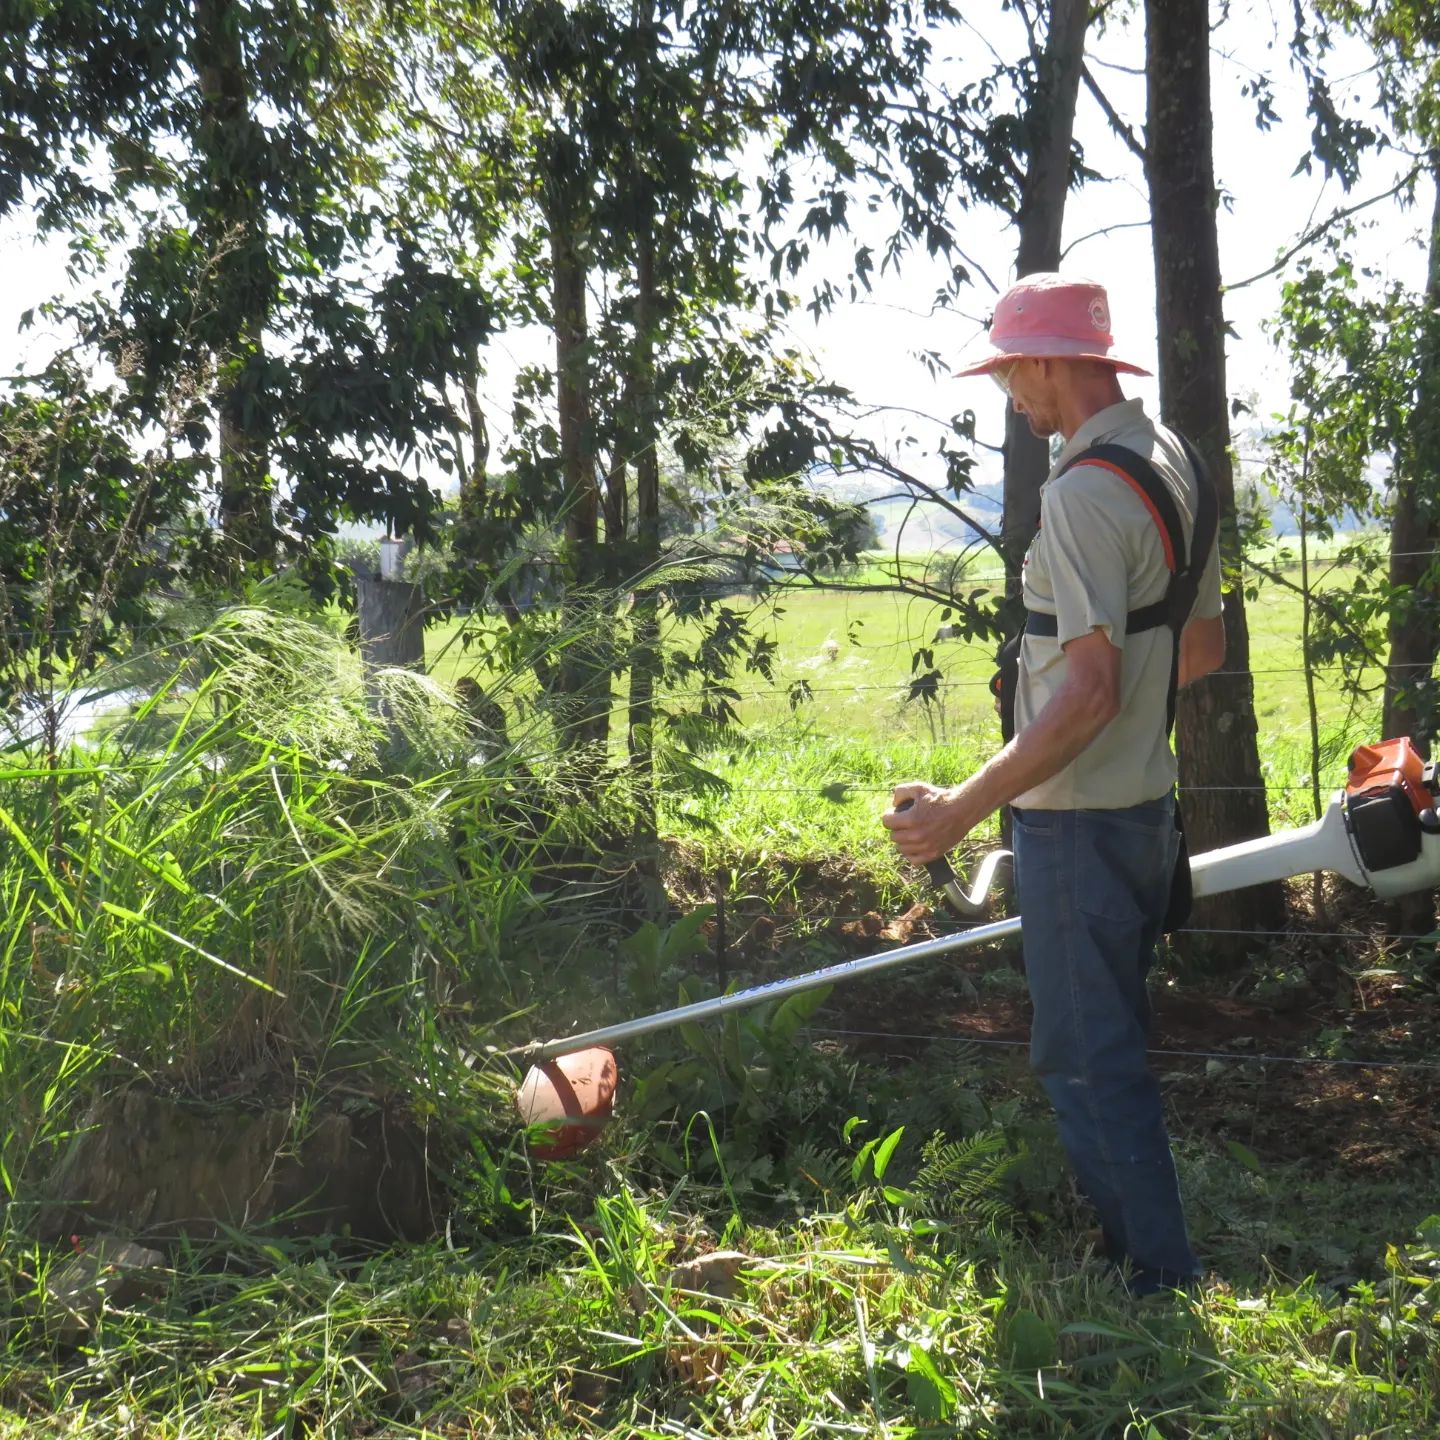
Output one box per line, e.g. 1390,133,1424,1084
515,1046,618,1158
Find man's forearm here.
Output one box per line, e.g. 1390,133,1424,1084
956,676,1117,821
1177,613,1226,688
884,630,1123,863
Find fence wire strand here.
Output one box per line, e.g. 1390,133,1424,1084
808,1026,1440,1074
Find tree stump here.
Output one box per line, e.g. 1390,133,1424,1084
356,573,425,724
40,1089,437,1244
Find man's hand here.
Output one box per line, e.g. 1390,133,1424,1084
882,781,980,864
880,626,1123,868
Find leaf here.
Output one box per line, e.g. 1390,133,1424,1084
721,1012,747,1087
904,1343,957,1422
1225,1139,1263,1174
100,903,282,993
851,1136,878,1186
619,920,662,970
1003,1309,1057,1370
767,984,832,1047
872,1126,905,1183
662,904,716,966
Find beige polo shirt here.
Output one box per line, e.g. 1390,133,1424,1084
1013,398,1223,810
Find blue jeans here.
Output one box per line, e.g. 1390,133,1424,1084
1012,795,1199,1295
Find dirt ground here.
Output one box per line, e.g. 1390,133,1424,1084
674,863,1440,1178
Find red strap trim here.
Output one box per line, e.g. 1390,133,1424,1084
1078,458,1177,571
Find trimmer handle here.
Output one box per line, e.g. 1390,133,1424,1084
923,854,961,890
894,797,1010,917
895,797,956,885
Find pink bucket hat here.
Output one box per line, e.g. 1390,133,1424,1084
954,273,1151,378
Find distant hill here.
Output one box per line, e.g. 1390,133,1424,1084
815,466,1003,555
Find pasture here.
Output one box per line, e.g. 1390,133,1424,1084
1,560,1436,1440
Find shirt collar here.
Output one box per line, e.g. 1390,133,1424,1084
1050,398,1150,478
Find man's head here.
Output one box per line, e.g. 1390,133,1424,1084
955,274,1149,439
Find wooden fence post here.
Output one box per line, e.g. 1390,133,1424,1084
356,538,425,726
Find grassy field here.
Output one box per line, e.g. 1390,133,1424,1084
429,555,1378,745
426,558,1381,887
3,575,1436,1439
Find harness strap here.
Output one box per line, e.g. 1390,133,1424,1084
995,433,1218,742
1023,596,1171,640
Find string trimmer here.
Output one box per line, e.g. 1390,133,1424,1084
514,737,1440,1156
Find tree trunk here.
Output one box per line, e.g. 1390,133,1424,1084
1145,0,1286,944
546,176,610,752
1001,0,1090,577
192,0,274,577
997,0,1088,891
1381,153,1440,937
628,188,661,821
1383,152,1440,750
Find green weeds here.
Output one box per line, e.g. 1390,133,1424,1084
1,586,1435,1437
3,1170,1434,1436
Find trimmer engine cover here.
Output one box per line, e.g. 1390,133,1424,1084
1344,738,1435,873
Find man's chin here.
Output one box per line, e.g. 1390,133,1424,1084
1026,417,1056,439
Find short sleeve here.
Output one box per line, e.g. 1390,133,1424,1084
1037,469,1133,648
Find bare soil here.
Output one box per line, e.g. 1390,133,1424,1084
669,864,1440,1179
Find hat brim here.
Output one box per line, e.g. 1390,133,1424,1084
953,349,1152,379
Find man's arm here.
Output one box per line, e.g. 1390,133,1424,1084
1178,612,1225,688
883,627,1120,863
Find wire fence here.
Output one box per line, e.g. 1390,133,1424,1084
808,1026,1440,1075
2,611,1434,1090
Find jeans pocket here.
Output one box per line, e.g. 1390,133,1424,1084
1011,806,1058,837
1075,808,1175,924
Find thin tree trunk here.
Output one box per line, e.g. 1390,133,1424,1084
1001,0,1090,577
997,0,1088,891
1298,489,1329,928
1382,152,1440,750
192,0,274,577
628,192,661,804
547,175,609,752
1144,0,1286,945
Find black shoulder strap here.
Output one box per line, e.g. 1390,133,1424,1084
993,433,1217,740
1066,442,1190,580
1066,434,1215,734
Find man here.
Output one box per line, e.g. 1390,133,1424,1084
882,273,1226,1296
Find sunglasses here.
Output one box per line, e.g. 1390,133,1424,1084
991,360,1021,396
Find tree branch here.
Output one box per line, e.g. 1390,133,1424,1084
1061,217,1151,260
1226,163,1423,292
1246,556,1386,669
1081,64,1146,164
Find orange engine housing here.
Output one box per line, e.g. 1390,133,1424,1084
1346,737,1430,817
1343,736,1438,874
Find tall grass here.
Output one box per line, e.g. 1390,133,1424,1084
2,590,1437,1439
0,604,628,1226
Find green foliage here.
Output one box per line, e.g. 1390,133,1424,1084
1268,251,1440,734
0,605,578,1212
4,0,500,586
0,357,205,708
4,1158,1437,1435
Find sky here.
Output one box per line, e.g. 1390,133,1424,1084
0,2,1427,526
789,2,1426,489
